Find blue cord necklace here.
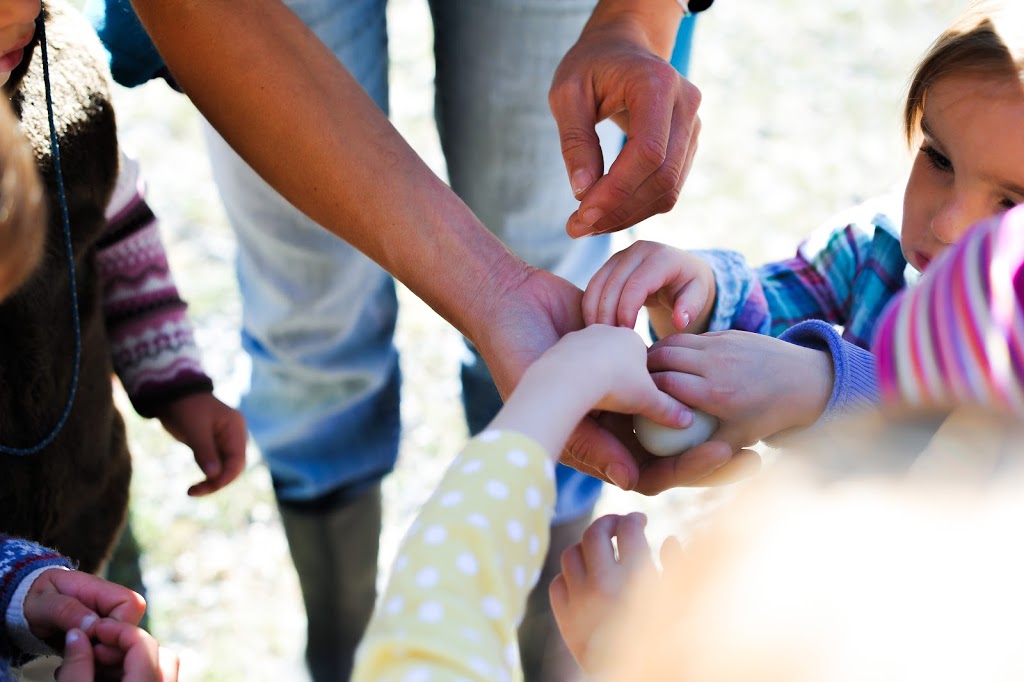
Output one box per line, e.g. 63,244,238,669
0,12,82,455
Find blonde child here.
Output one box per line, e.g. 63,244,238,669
0,0,246,576
583,0,1024,461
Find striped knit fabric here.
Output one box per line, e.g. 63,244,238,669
97,154,212,417
0,535,71,674
873,206,1024,416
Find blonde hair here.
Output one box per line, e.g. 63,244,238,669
597,409,1024,681
0,95,45,301
904,0,1024,144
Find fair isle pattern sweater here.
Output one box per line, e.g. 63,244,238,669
98,154,212,417
0,535,72,678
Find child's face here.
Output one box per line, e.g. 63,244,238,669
0,0,39,88
901,73,1024,272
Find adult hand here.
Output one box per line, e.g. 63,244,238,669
472,265,740,492
550,6,701,237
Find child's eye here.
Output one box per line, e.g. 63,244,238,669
999,196,1020,211
921,144,953,173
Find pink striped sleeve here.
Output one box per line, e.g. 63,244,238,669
872,206,1024,416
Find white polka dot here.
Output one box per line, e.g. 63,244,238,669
504,643,519,668
462,627,482,643
525,486,542,509
394,554,409,573
482,596,503,619
531,568,542,587
543,460,555,480
497,668,512,682
419,601,444,623
486,480,509,499
467,513,489,529
416,567,439,588
478,430,501,442
528,534,541,555
456,552,478,575
439,491,463,507
409,520,422,536
404,668,432,682
513,565,526,587
469,657,491,676
506,448,529,467
423,525,447,544
461,459,484,474
506,520,524,542
386,596,404,615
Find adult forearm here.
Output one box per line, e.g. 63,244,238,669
584,0,683,59
128,0,520,339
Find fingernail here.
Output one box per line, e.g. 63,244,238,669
571,169,594,197
66,629,81,645
80,614,97,631
581,207,605,226
568,214,596,238
605,464,631,490
680,311,691,329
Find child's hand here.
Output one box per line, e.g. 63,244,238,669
647,330,833,461
490,325,692,458
549,512,657,673
58,620,179,681
154,392,248,496
23,568,146,650
583,240,716,339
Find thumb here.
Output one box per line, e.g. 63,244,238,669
56,629,94,682
550,87,604,231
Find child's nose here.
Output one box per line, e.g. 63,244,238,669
930,196,974,246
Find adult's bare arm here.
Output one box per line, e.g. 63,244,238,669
128,0,729,492
551,0,702,237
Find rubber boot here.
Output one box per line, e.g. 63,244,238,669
278,482,382,682
518,513,593,682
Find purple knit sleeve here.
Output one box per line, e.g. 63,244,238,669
872,207,1024,416
97,154,213,418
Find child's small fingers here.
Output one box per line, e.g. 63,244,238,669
56,629,94,682
559,543,587,592
674,279,709,331
583,264,616,326
613,513,652,571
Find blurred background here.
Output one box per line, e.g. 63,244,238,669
100,0,964,679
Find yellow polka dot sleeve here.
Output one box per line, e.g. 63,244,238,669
353,429,556,682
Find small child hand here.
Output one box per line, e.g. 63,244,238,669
23,568,146,650
57,620,179,682
154,392,248,496
583,240,715,339
548,512,657,674
647,330,834,453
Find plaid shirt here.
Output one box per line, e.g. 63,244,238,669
702,198,915,350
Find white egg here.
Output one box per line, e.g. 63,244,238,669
634,410,720,457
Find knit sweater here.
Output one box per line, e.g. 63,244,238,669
0,535,72,679
0,0,209,574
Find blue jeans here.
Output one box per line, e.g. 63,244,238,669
203,0,624,523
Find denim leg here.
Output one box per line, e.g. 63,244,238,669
202,0,396,503
429,0,618,524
